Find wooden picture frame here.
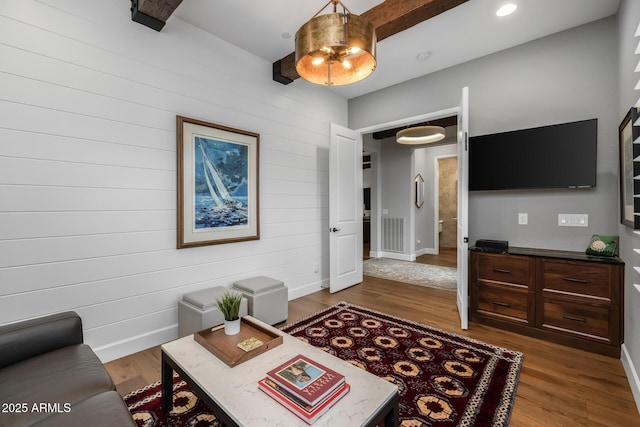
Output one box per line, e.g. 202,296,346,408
177,116,259,248
619,107,639,228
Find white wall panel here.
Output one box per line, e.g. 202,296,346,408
0,231,175,267
0,158,175,189
261,178,322,196
0,101,175,151
0,0,347,361
1,245,323,320
1,72,175,132
261,208,324,225
0,129,174,170
261,149,320,171
84,309,178,350
0,211,175,239
0,186,174,211
260,163,328,184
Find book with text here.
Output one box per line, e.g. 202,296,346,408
266,354,346,406
258,377,350,425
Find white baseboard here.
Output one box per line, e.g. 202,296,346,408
378,252,415,262
288,280,324,300
93,325,177,363
621,343,640,414
416,247,437,256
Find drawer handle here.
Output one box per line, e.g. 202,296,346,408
492,269,511,274
493,301,511,308
562,314,586,322
563,277,588,284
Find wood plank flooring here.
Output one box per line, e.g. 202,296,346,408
416,247,457,267
105,275,639,426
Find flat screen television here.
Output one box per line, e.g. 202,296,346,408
468,119,597,191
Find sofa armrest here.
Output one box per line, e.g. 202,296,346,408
0,311,84,369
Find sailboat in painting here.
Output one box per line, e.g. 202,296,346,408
199,143,243,210
195,139,248,229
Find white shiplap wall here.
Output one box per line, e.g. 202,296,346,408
0,0,347,361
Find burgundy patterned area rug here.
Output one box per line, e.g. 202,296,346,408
124,373,220,427
282,302,523,427
124,302,522,427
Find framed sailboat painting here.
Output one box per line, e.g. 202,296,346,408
177,116,259,248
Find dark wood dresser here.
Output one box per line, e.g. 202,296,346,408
469,246,624,357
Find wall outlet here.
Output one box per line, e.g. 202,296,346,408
518,213,528,225
558,214,589,227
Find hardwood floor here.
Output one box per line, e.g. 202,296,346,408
364,244,457,269
416,247,457,268
105,276,639,426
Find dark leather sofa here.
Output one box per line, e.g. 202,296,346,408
0,312,136,427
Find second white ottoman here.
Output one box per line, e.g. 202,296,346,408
232,276,288,325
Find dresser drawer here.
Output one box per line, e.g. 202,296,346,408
539,259,615,301
476,282,530,324
476,253,533,286
540,297,615,344
470,247,624,357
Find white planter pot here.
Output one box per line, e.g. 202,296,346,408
224,318,241,335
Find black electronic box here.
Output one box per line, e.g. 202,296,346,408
474,239,508,254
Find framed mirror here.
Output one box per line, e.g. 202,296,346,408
415,174,425,208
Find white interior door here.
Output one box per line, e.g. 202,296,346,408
329,123,363,293
457,86,470,330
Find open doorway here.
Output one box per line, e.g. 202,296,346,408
364,118,458,264
335,86,468,328
361,134,459,290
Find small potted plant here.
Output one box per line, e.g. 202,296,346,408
215,291,243,335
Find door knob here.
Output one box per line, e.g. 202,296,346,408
330,227,341,233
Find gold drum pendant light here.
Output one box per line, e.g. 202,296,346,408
396,126,446,145
295,0,376,86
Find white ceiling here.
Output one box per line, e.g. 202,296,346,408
172,0,620,99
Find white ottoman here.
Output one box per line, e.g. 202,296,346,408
232,276,288,325
177,286,248,337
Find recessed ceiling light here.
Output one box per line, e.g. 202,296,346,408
496,3,517,17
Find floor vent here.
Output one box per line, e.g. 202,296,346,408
382,216,404,253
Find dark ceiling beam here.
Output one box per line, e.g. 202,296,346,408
131,0,184,31
273,0,469,85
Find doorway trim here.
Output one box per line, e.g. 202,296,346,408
355,107,460,259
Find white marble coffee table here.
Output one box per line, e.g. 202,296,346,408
161,316,399,427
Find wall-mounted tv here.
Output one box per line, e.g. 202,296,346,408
469,119,597,191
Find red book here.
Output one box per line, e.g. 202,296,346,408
258,377,350,425
266,354,346,406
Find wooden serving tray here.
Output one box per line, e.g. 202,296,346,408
194,316,283,367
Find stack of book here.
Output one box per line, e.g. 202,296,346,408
258,354,350,425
